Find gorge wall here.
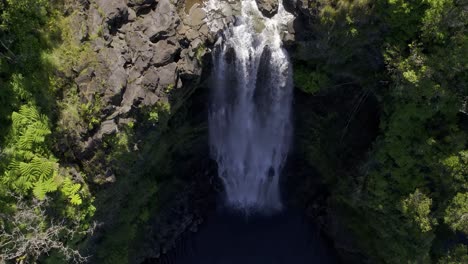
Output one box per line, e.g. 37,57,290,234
60,0,217,262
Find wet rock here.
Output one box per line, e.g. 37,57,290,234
256,0,279,18
282,0,297,14
185,28,201,41
281,19,296,48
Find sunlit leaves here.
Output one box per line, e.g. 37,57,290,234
444,193,468,234
402,189,434,232
2,104,84,206
61,178,83,206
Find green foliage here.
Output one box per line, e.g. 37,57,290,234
195,43,206,64
295,0,467,262
143,101,172,126
2,105,56,196
294,65,330,94
61,178,83,205
349,0,466,261
2,104,88,206
11,105,51,150
444,192,468,233
438,245,468,264
80,93,103,130
402,189,434,232
0,1,95,262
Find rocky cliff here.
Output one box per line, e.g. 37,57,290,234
64,0,215,178
60,0,219,262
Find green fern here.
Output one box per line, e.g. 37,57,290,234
11,105,51,150
3,104,90,208
3,105,57,197
33,177,58,200
61,178,82,205
6,157,56,194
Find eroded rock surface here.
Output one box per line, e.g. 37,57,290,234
69,0,215,161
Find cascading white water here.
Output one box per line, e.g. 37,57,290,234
206,0,294,212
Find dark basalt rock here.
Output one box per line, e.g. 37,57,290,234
142,0,180,42
151,39,181,67
96,0,129,34
128,0,158,15
282,0,296,14
256,0,279,18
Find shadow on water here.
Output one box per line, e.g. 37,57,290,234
154,209,338,264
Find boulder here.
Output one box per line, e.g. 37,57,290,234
156,62,179,90
151,39,180,67
125,30,153,72
98,120,119,138
178,56,202,79
282,0,297,14
121,81,146,109
96,0,129,33
187,4,206,29
255,0,279,18
141,63,178,92
142,0,180,42
127,0,157,14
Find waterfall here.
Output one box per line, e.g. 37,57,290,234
207,0,294,212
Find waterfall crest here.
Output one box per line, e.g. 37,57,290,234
207,0,293,212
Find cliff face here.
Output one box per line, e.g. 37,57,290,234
60,1,219,262
65,0,213,177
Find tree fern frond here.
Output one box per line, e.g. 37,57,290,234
30,157,55,181
69,193,82,205
32,178,58,200
61,178,83,206
18,161,37,180
17,118,51,149
12,175,33,193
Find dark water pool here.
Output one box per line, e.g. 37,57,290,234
168,209,338,264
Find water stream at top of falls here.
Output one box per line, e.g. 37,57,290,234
206,0,294,212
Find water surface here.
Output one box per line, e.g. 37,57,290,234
174,210,338,264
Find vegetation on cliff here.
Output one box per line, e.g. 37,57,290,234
293,0,467,263
0,0,96,262
1,0,210,262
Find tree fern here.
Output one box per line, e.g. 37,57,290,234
32,177,58,200
61,178,82,205
6,157,56,194
11,105,51,150
2,104,89,207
